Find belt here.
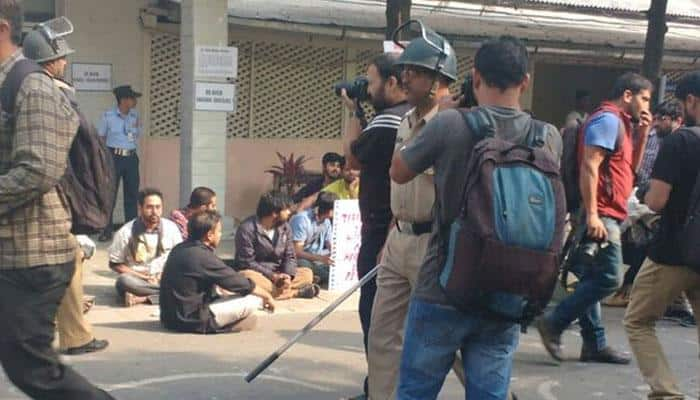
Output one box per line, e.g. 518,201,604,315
395,220,432,236
110,148,136,157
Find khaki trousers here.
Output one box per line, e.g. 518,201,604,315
240,267,313,300
368,228,431,400
57,250,94,350
624,258,700,400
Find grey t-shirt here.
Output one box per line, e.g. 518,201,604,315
401,106,563,305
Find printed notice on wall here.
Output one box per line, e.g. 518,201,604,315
71,63,112,91
194,82,235,112
196,46,238,78
329,200,362,292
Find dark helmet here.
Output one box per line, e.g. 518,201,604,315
393,20,458,82
23,17,75,63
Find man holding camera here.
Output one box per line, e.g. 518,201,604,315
340,52,410,399
361,34,457,399
537,72,653,365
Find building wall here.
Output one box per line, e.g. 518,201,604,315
141,138,342,219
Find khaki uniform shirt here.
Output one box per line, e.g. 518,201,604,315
0,50,80,269
390,105,439,223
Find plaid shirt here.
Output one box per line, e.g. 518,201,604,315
0,50,80,269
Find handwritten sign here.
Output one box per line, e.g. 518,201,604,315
71,63,112,91
329,200,362,291
194,82,235,112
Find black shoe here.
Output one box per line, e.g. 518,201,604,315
535,317,563,361
98,230,113,242
64,339,109,355
580,346,631,364
296,284,320,299
680,313,696,327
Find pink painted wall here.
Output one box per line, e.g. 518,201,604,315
140,137,342,219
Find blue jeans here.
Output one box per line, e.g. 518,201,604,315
397,299,520,400
547,217,623,350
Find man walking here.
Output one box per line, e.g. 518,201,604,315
390,35,562,399
364,32,457,400
537,72,653,364
22,18,109,355
98,84,143,242
340,51,410,399
0,3,113,398
624,71,700,400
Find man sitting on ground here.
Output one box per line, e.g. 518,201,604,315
323,165,360,200
293,152,344,204
235,191,319,299
170,186,217,240
109,188,182,306
290,192,337,285
160,210,274,334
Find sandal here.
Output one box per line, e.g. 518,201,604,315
296,284,320,299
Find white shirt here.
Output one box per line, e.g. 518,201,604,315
108,218,183,274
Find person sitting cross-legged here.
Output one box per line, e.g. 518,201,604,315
108,188,182,307
290,192,337,285
160,210,274,334
235,191,319,300
170,186,217,240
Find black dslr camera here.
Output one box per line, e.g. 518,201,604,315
334,76,369,102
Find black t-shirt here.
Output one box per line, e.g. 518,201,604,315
350,101,411,224
648,128,700,265
160,240,254,333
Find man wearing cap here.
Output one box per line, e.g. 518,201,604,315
22,18,109,356
366,24,456,400
98,84,143,242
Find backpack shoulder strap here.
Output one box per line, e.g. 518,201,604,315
459,107,495,143
0,59,46,115
528,119,548,148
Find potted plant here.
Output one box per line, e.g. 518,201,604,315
265,152,312,196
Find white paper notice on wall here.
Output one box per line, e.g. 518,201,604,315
71,63,112,91
196,46,238,78
383,40,407,54
329,200,362,292
194,82,236,112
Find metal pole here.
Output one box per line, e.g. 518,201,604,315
245,265,380,383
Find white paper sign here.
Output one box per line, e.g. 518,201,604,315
196,46,238,78
329,200,362,291
71,63,112,91
194,82,235,112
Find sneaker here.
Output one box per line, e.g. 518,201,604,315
64,339,109,355
680,313,697,327
296,284,320,299
535,317,564,362
580,346,631,364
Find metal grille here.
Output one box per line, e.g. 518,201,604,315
149,33,182,137
662,69,688,102
227,41,252,138
450,52,474,95
244,42,345,139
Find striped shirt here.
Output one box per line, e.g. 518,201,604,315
350,102,411,221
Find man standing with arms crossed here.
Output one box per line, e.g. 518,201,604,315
362,29,457,400
341,52,410,399
0,2,113,398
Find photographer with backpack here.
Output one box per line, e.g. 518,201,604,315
537,72,653,365
390,36,562,399
624,71,700,399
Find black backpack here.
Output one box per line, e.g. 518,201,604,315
0,59,116,234
680,128,700,269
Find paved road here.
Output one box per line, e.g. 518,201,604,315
1,242,698,399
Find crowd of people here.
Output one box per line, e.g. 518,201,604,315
1,0,700,399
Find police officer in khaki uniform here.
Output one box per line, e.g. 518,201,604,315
366,23,458,400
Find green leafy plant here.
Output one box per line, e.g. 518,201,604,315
265,152,312,196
